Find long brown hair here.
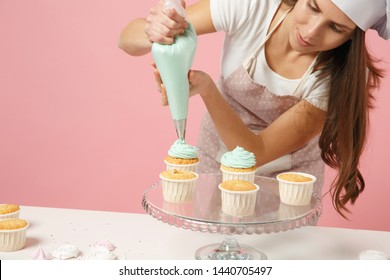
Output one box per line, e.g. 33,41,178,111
316,30,383,217
285,0,383,217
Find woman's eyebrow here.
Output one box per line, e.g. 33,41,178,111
313,0,354,31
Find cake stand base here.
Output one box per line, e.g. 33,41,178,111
195,237,267,260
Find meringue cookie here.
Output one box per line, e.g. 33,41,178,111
84,246,116,260
359,250,388,260
92,240,116,251
52,244,80,260
31,246,51,260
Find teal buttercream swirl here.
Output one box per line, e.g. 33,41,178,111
168,139,198,159
221,146,256,168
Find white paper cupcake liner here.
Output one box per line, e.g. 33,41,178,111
0,220,29,252
160,173,198,203
277,172,316,206
0,210,20,220
164,160,199,172
218,183,260,217
220,167,256,183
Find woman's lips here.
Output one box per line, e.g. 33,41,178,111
296,31,312,47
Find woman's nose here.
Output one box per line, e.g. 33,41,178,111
306,18,324,38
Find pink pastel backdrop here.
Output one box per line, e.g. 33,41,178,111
0,1,389,231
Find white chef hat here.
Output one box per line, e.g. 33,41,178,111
332,0,389,39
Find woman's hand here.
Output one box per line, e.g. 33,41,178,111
151,62,216,105
151,61,169,105
188,70,217,99
145,0,188,44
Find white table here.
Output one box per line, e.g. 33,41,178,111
1,206,389,260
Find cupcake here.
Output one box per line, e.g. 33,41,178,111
164,139,199,172
219,180,260,217
0,218,29,252
220,146,257,183
0,204,20,220
276,172,316,206
160,169,198,203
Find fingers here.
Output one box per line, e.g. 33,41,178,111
188,70,197,84
160,7,187,37
151,62,164,94
145,20,185,44
163,6,187,28
151,61,162,82
144,1,187,44
151,61,168,106
145,17,175,44
153,69,163,90
188,70,215,99
161,84,168,106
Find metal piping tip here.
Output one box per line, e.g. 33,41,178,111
174,118,187,140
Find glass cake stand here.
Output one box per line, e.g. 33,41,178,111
142,173,322,260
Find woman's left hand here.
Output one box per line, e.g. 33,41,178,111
188,70,217,99
151,62,216,105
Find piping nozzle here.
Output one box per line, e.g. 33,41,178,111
174,118,187,140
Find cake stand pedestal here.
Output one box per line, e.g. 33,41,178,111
195,236,267,260
142,173,322,260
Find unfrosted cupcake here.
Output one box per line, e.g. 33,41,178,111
164,139,199,172
160,169,198,203
219,180,260,217
0,204,20,220
276,172,316,206
0,218,29,252
220,146,257,183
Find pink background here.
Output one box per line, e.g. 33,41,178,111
0,1,389,231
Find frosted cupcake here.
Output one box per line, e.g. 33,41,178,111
160,169,198,203
220,146,257,183
164,139,199,172
219,180,260,217
0,204,20,220
0,218,29,252
276,172,316,206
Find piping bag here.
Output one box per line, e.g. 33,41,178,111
151,0,197,140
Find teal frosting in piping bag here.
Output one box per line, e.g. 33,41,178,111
151,23,197,120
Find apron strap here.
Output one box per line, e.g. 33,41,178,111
243,8,291,77
242,6,318,99
292,55,318,98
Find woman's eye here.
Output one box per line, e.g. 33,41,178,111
330,24,343,33
306,2,318,12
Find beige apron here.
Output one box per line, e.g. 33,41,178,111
197,10,324,195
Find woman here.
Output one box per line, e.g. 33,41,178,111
119,0,389,217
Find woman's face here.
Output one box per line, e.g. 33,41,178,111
289,0,357,53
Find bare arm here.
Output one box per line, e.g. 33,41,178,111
118,0,216,56
118,18,152,56
188,71,326,167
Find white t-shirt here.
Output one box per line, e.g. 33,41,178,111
210,0,329,111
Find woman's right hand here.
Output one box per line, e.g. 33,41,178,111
145,0,188,44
